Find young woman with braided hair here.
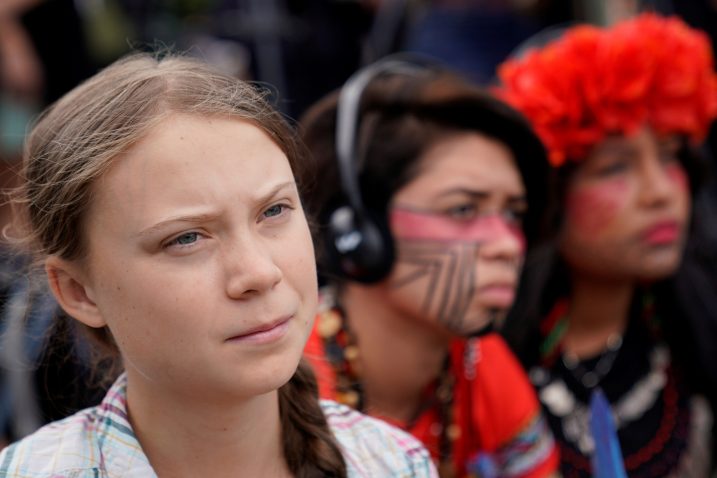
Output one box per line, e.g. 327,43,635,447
0,53,437,477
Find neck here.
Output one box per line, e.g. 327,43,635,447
341,284,451,424
126,371,290,477
563,272,634,359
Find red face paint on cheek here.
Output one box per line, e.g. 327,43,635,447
666,163,689,192
390,208,525,251
565,179,628,237
508,223,527,253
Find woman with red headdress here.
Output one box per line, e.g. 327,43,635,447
498,13,717,477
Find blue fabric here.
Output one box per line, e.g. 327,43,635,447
589,388,627,478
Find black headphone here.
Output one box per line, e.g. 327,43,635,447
323,55,440,283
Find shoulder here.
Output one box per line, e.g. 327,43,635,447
471,334,538,404
462,336,559,474
321,400,438,478
0,408,104,477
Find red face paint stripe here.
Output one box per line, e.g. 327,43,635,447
389,208,526,250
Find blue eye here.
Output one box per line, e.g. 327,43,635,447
169,232,199,246
263,204,285,218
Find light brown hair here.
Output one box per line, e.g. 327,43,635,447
15,53,346,477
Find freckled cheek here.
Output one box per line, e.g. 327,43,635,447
564,180,629,238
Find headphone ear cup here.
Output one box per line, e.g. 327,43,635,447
322,204,394,283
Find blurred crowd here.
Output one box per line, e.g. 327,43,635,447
1,1,717,476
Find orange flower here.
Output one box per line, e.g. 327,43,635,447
496,13,717,167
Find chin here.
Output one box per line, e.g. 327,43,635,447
636,248,684,280
637,260,682,281
243,347,306,397
242,366,298,398
448,310,501,337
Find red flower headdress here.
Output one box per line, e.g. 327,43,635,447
496,13,717,167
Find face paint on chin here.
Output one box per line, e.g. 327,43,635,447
388,208,523,336
565,179,628,238
390,240,483,335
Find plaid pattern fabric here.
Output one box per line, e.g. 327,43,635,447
322,400,437,477
0,374,437,477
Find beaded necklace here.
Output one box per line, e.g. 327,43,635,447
315,296,460,476
532,293,696,475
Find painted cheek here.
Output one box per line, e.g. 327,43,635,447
390,209,525,249
666,163,689,192
565,179,628,237
508,223,527,253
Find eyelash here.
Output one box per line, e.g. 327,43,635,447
162,203,293,251
504,208,527,223
261,202,293,221
596,143,680,176
446,204,526,223
447,204,478,219
596,158,629,176
164,231,204,249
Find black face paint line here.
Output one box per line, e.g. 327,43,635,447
390,240,482,334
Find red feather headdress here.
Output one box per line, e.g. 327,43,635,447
497,13,717,167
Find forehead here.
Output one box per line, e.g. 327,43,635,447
86,114,293,231
394,132,523,202
583,127,671,162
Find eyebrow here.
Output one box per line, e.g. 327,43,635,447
136,180,297,238
435,188,527,202
593,140,639,157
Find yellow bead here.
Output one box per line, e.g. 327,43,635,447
339,390,360,407
344,345,360,362
446,424,461,440
317,309,342,338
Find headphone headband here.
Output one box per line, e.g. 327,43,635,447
335,54,440,216
323,54,442,283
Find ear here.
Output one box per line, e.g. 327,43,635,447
45,255,106,328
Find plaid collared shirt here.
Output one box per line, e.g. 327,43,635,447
0,373,437,477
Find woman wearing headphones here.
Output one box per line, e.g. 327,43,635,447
301,61,559,477
498,14,717,477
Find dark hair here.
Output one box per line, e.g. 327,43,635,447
16,53,346,477
503,142,717,401
300,70,552,281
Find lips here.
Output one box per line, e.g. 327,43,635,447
642,221,681,245
226,316,293,345
476,283,516,309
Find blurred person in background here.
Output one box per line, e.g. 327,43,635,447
301,58,560,477
498,13,717,477
113,0,373,118
0,0,100,449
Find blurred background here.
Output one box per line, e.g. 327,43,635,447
1,0,717,448
4,0,716,194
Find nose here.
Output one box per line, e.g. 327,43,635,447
638,155,678,209
478,216,525,267
224,235,283,299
